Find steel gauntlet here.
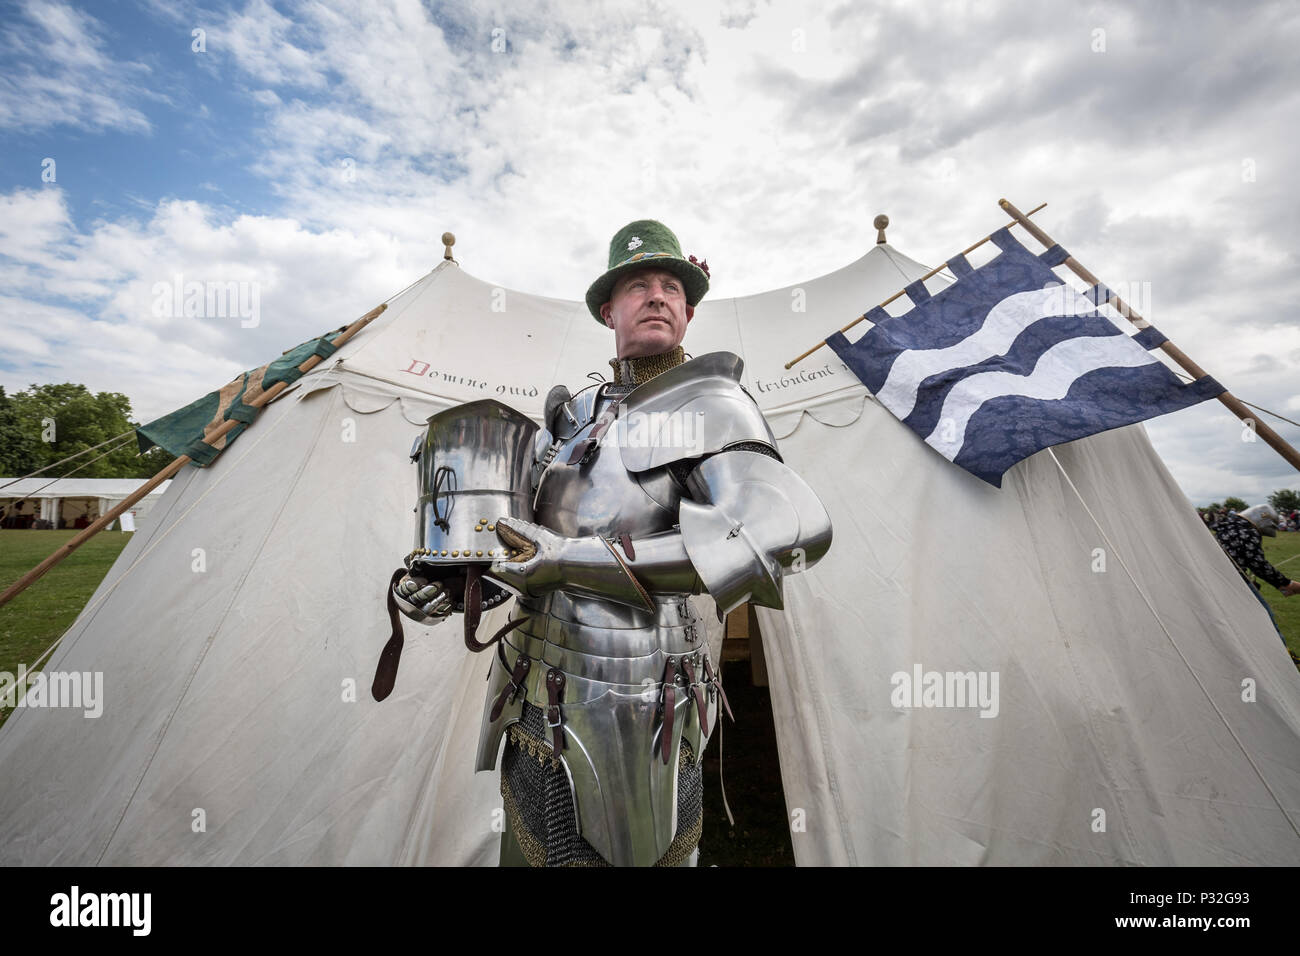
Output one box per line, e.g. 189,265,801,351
490,519,701,611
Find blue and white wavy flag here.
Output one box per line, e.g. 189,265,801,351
827,228,1224,487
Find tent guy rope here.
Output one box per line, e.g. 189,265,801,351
0,428,138,490
1046,447,1300,843
1168,369,1300,429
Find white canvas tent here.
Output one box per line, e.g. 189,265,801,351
0,477,172,530
1,235,1298,865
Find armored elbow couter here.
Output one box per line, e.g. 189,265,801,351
677,450,832,616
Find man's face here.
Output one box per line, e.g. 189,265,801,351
600,267,694,359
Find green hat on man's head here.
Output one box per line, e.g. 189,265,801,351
585,219,710,324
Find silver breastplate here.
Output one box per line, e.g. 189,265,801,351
531,387,681,538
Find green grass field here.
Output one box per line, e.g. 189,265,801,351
0,529,133,727
1259,531,1300,656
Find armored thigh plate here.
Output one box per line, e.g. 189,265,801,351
477,591,719,867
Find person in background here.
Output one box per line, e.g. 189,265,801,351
1209,504,1300,646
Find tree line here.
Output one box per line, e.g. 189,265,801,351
1198,491,1300,515
0,384,175,480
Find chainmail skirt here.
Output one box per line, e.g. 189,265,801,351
499,700,703,867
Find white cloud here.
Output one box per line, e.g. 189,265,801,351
0,188,75,263
0,0,154,133
218,0,330,90
0,187,422,421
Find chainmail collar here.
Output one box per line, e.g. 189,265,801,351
608,346,685,387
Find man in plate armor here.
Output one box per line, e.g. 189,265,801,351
393,220,832,866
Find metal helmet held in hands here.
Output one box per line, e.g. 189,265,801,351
407,399,539,611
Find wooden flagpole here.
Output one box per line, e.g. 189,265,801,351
784,202,1048,369
0,302,388,611
998,198,1300,474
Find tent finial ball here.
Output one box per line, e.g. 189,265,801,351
873,214,889,244
441,232,456,261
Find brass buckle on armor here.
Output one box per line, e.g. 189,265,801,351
490,654,532,722
681,656,708,737
545,668,566,754
659,656,679,765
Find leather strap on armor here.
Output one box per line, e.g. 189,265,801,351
463,563,529,653
703,655,734,723
371,566,409,701
681,656,708,737
464,563,483,636
545,668,566,754
660,656,678,765
490,654,532,722
566,390,624,465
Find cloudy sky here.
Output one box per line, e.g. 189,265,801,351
1,0,1297,505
